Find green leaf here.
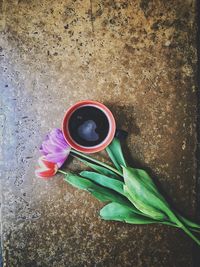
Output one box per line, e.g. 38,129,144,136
176,213,200,230
128,168,167,202
100,203,200,232
128,169,200,230
123,166,168,220
80,171,125,195
106,138,127,171
100,202,157,224
123,185,165,220
106,146,121,171
64,173,134,207
74,156,120,179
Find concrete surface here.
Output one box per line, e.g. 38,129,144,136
0,0,199,266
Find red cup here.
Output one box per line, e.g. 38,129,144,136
62,100,116,153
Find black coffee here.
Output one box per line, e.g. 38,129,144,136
68,106,109,147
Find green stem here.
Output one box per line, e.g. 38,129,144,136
58,169,68,175
161,221,200,233
167,209,200,246
71,149,123,177
180,223,200,246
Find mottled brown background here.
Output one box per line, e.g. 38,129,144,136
0,0,199,266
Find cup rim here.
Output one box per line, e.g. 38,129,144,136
62,100,116,153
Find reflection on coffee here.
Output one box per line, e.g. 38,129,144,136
68,106,109,147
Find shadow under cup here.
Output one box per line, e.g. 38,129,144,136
62,100,116,153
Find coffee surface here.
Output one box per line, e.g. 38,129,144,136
68,106,109,147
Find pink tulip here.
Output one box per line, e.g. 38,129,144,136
39,128,71,168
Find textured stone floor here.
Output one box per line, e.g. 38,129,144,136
0,0,199,266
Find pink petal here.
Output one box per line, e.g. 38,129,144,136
50,129,69,149
39,129,71,167
42,142,63,154
45,151,69,167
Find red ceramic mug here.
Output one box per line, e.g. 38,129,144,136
62,100,116,153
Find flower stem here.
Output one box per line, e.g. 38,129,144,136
70,149,123,177
58,169,68,175
160,221,200,233
167,209,200,246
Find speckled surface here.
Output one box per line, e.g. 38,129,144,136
0,0,198,266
